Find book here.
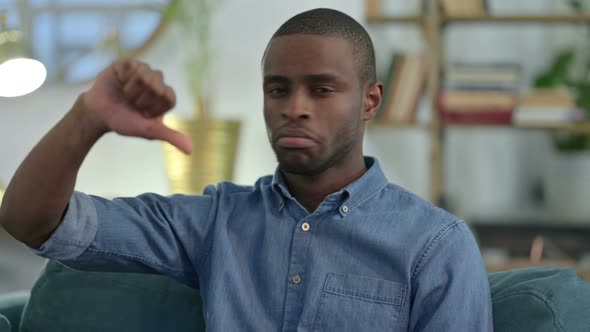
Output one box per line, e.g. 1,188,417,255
437,61,520,125
513,108,585,125
381,53,428,125
376,53,403,123
439,109,513,125
518,87,576,108
441,0,488,16
445,63,521,89
437,90,517,112
513,88,584,125
437,91,513,124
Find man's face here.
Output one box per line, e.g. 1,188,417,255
263,34,369,176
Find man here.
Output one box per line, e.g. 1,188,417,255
0,8,493,331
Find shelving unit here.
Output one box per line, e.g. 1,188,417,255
365,0,590,205
446,123,590,134
443,13,590,23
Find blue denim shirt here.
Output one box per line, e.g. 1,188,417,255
33,157,493,331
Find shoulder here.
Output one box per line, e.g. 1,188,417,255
208,175,273,194
201,175,274,202
378,182,460,229
377,183,474,266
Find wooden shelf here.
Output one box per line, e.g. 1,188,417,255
366,15,423,24
365,0,590,205
443,122,590,134
444,13,590,24
370,122,590,134
367,14,590,25
515,122,590,134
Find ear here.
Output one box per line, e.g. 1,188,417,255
362,81,383,121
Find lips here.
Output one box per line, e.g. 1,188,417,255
275,129,316,149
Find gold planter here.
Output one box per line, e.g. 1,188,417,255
162,116,241,194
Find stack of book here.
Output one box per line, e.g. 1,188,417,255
513,88,585,126
437,63,520,125
440,0,487,16
375,53,429,126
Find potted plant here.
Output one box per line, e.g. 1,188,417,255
534,0,590,221
161,0,241,194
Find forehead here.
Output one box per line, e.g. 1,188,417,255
263,34,357,79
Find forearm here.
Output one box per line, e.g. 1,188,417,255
1,59,186,247
0,94,107,247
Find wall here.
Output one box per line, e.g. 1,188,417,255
0,0,581,221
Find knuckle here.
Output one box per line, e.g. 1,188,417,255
125,59,138,72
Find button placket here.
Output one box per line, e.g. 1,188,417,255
282,215,315,328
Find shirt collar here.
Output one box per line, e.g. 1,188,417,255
271,157,389,215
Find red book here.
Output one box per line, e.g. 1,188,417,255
436,92,513,125
439,109,512,125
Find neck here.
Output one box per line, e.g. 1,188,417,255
282,156,367,213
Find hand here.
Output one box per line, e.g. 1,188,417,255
80,59,193,154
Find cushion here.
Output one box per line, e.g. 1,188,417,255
20,260,205,332
0,290,29,331
489,267,590,332
0,314,10,332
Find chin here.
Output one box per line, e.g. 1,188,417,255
279,163,317,176
276,155,328,176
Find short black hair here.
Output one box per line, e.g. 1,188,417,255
266,8,377,86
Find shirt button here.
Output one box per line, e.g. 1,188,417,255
301,223,310,232
341,205,349,213
292,275,302,285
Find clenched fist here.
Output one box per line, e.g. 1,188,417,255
80,59,193,154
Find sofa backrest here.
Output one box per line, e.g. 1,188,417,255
19,260,205,332
17,261,590,331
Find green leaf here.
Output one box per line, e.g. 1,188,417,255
567,0,584,12
534,49,576,88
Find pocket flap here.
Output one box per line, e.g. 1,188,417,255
323,273,406,306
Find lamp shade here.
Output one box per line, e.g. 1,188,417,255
0,16,47,98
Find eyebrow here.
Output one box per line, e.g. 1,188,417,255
263,73,344,85
303,73,343,83
263,75,290,86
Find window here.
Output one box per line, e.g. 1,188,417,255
0,0,170,83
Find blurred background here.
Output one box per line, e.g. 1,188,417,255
1,0,590,293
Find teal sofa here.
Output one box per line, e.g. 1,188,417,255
1,260,589,331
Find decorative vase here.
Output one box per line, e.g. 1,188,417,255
544,150,590,223
162,115,241,194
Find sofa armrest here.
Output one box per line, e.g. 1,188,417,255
0,291,30,331
489,267,590,331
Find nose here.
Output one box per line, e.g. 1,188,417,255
282,89,310,121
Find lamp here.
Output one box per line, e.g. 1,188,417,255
0,11,46,97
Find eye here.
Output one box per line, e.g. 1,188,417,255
312,86,335,94
267,87,288,95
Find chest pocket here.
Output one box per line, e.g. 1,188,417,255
312,273,407,331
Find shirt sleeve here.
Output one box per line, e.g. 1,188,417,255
409,221,493,331
31,189,218,288
31,191,99,260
